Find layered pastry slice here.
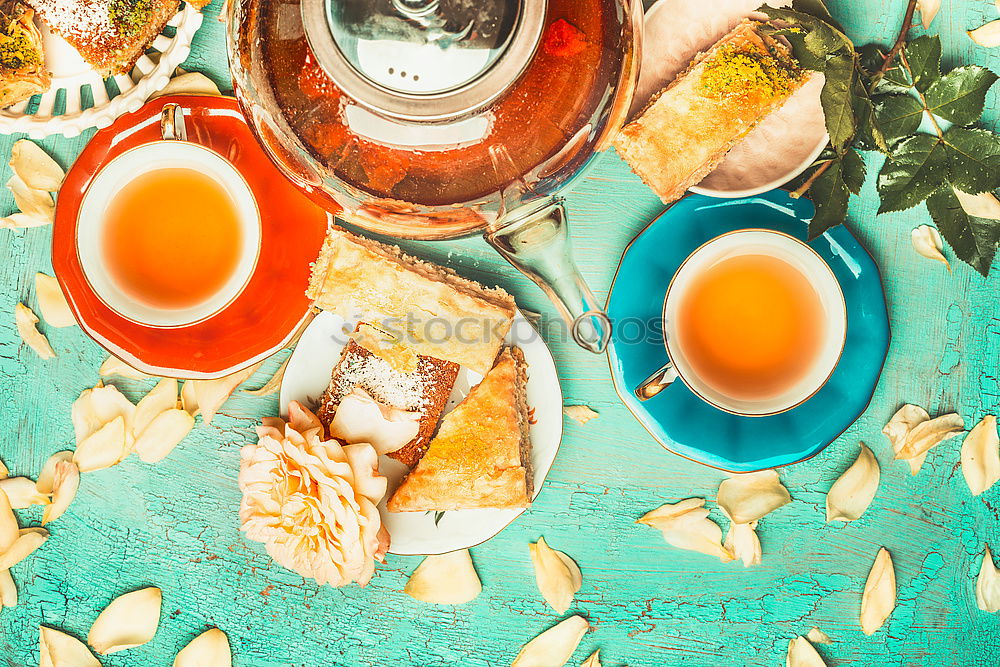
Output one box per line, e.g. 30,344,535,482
307,225,516,376
614,19,807,204
317,324,460,468
0,1,49,107
388,347,532,512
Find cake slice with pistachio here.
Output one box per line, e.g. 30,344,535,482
0,0,49,107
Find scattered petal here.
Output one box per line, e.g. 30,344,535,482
969,20,1000,47
961,415,1000,496
916,0,940,29
910,225,950,270
717,470,791,524
0,488,17,551
328,388,420,455
180,380,199,416
806,627,832,644
0,568,15,608
953,188,1000,220
43,461,80,524
39,626,101,667
99,356,151,381
0,212,49,229
883,404,930,474
88,587,162,654
153,72,222,99
10,139,64,191
0,527,48,569
243,354,291,396
581,650,602,667
15,303,55,359
860,547,896,635
637,498,734,562
786,636,827,667
36,452,73,493
826,443,880,522
134,379,179,436
73,417,129,472
35,273,76,327
724,518,761,567
404,549,482,605
977,546,1000,613
563,405,599,424
134,409,194,463
896,413,964,460
0,457,7,478
530,536,582,614
512,615,589,667
0,477,50,508
189,363,261,424
71,384,135,446
8,175,54,222
173,628,232,667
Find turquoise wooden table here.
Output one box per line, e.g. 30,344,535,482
1,1,998,665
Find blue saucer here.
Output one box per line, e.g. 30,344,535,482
606,190,890,472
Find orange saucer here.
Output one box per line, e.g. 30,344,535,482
52,95,329,379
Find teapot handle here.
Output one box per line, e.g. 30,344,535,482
484,198,611,354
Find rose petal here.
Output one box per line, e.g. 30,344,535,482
328,389,420,455
36,451,73,493
826,443,881,522
581,650,602,667
43,460,80,525
73,417,129,472
969,20,1000,47
173,627,232,667
961,415,1000,496
954,188,1000,220
786,636,827,667
134,379,179,437
512,615,589,667
35,273,75,327
0,456,7,478
15,303,55,359
10,140,64,191
0,488,17,551
916,0,940,29
724,518,761,567
40,626,101,667
530,536,582,614
910,225,950,270
806,627,832,644
190,363,261,424
637,498,734,562
0,212,49,229
99,356,152,381
7,174,54,224
152,72,222,99
860,547,896,635
87,587,162,654
0,568,16,608
134,409,194,464
563,405,599,424
896,413,964,460
0,527,48,569
717,470,791,524
977,546,1000,613
883,404,930,474
404,549,482,605
72,384,135,446
180,380,199,416
0,477,50,508
243,355,291,397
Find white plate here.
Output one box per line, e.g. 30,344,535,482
630,0,828,198
0,5,203,138
279,311,563,555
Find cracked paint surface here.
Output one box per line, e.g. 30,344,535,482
1,1,1000,665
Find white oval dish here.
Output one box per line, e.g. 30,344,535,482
630,0,828,198
279,310,563,556
0,5,203,138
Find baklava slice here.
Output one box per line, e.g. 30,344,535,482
0,1,49,107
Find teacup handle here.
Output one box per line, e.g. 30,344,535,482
160,103,188,141
634,360,678,401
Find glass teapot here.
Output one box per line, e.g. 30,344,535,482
227,0,642,353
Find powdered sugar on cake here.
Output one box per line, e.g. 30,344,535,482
329,352,429,412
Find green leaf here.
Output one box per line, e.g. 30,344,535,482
874,94,925,144
791,0,845,31
857,43,888,76
924,65,999,126
941,127,1000,194
852,78,888,153
877,134,948,213
759,6,854,57
904,35,942,92
807,159,850,238
927,187,1000,276
821,53,857,150
763,26,828,70
841,149,867,195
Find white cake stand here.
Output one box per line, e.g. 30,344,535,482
0,4,203,138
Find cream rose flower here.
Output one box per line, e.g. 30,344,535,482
238,401,389,587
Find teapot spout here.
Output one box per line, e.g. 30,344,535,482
484,198,611,354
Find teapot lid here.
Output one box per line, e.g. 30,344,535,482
302,0,546,121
